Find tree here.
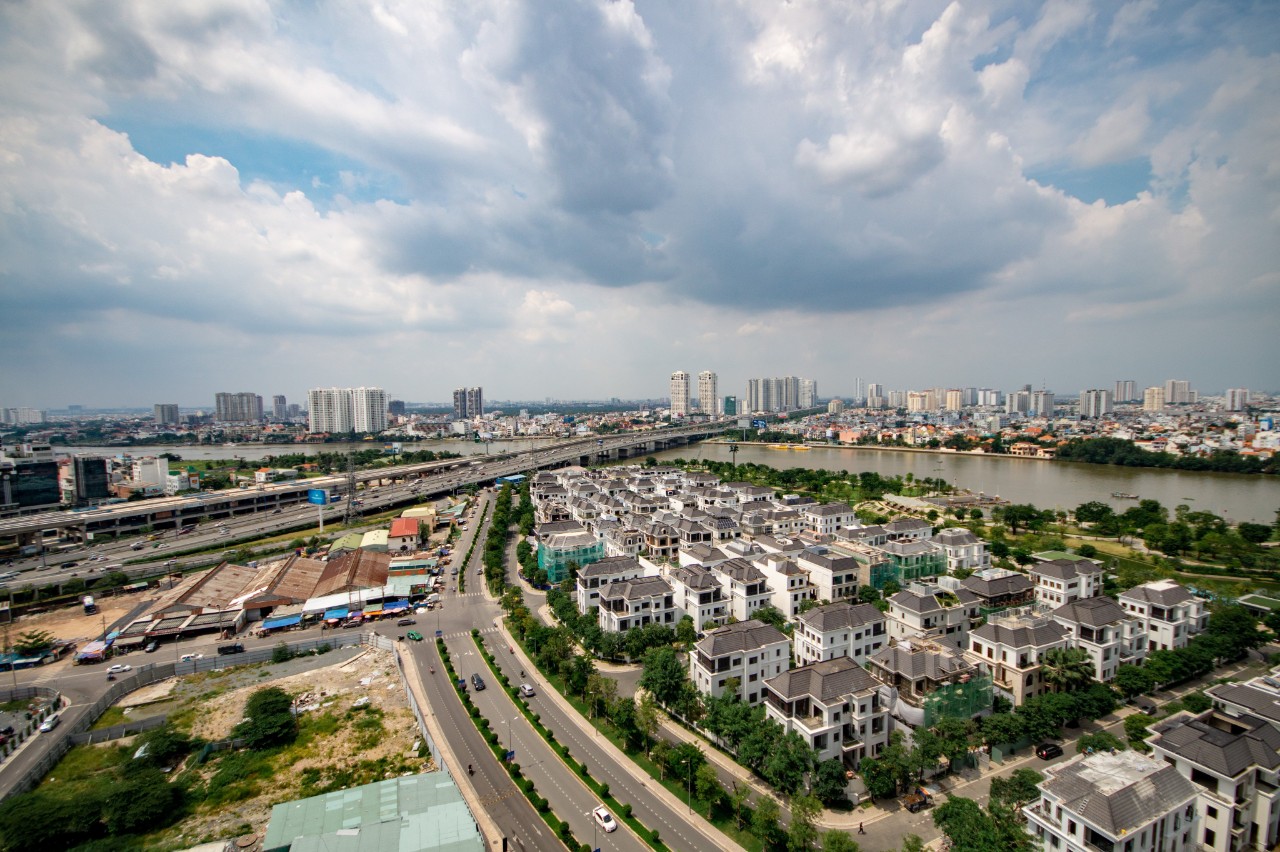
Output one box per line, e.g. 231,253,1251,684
1113,664,1157,698
932,716,977,771
675,615,698,645
979,711,1024,748
787,794,822,851
1182,691,1212,713
134,724,192,767
1074,501,1115,525
812,758,850,806
104,768,181,835
1076,543,1098,559
11,630,54,656
730,782,752,828
754,605,788,631
750,795,782,848
695,761,722,815
639,647,688,707
1124,713,1153,750
236,686,296,749
1040,647,1094,694
822,830,862,852
651,739,672,780
933,797,1034,852
988,768,1044,808
635,693,659,755
1077,731,1125,753
762,730,813,795
1236,522,1271,544
900,835,925,852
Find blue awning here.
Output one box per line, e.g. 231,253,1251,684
323,607,349,620
383,600,410,613
261,614,302,630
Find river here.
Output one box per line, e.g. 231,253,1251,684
54,439,1279,523
649,443,1280,524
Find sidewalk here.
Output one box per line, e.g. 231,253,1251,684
494,618,740,851
399,648,503,851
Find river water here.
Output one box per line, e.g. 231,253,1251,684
55,439,1279,523
649,443,1280,524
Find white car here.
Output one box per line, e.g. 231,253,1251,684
519,683,536,698
179,653,203,662
107,663,131,674
592,806,617,833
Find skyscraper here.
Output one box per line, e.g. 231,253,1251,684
214,392,263,423
1114,380,1136,403
1031,390,1055,417
272,395,288,419
1225,388,1250,412
1080,389,1113,419
153,404,179,426
697,371,718,415
388,399,406,417
453,387,483,420
799,379,817,409
1164,379,1192,405
1143,386,1165,412
73,456,110,503
307,387,387,434
670,371,691,417
723,396,737,416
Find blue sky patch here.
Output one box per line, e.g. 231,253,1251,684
1028,157,1153,205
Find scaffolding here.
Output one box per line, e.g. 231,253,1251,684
922,672,993,727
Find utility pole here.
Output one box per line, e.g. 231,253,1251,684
343,453,358,527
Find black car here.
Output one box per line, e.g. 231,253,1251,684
1036,742,1064,760
471,673,486,691
217,643,245,655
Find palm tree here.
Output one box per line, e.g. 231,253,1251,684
1041,647,1094,694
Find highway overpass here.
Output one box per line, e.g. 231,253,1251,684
0,421,732,544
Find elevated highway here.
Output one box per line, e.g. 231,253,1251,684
0,421,732,544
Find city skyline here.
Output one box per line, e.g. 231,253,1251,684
1,2,1277,407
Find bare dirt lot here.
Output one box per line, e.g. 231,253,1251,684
9,594,145,645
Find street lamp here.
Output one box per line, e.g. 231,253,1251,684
729,443,738,471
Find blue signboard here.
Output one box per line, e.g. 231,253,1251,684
308,488,330,506
751,419,767,429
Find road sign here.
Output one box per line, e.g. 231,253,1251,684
505,750,515,762
307,488,330,506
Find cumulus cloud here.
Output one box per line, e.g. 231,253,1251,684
0,0,1276,405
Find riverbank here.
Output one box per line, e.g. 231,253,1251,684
707,438,1052,461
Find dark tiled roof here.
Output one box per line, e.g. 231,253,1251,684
970,620,1068,648
960,572,1033,599
1205,681,1280,727
1040,751,1197,836
765,656,880,703
1051,596,1129,627
798,601,884,632
696,619,789,657
579,556,642,578
805,503,853,517
598,576,672,602
1032,559,1102,581
934,528,980,546
869,644,972,680
1149,711,1280,776
1119,581,1195,607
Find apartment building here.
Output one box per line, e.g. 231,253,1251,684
690,619,790,705
576,556,648,615
966,614,1070,706
1050,596,1146,682
1024,750,1199,852
763,657,890,767
1147,709,1280,852
668,564,728,631
1118,580,1209,652
597,576,676,634
793,601,887,667
1030,559,1104,608
886,586,982,650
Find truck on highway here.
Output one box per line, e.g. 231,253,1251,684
83,595,98,615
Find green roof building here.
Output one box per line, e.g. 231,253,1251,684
263,772,483,852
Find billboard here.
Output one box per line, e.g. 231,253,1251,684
308,488,330,506
751,419,768,429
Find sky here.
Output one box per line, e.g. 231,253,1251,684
1,0,1278,409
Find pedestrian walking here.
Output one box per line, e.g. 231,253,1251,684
858,822,866,835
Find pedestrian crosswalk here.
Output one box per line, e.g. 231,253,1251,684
439,626,499,640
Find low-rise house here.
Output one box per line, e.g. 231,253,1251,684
886,585,981,649
763,657,891,767
874,539,946,584
387,517,421,555
602,525,644,558
1029,559,1104,608
1050,596,1146,682
756,555,815,618
1147,708,1280,852
802,502,857,536
690,619,790,705
868,640,980,713
882,517,933,542
576,556,647,615
715,558,773,622
668,564,728,632
1118,579,1209,652
536,520,604,584
958,568,1034,612
795,547,861,602
793,601,887,667
641,520,679,560
597,576,676,634
1207,670,1280,733
932,527,991,573
1025,750,1200,852
965,614,1070,706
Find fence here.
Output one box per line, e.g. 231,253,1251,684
0,631,379,801
389,643,440,766
71,714,168,745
